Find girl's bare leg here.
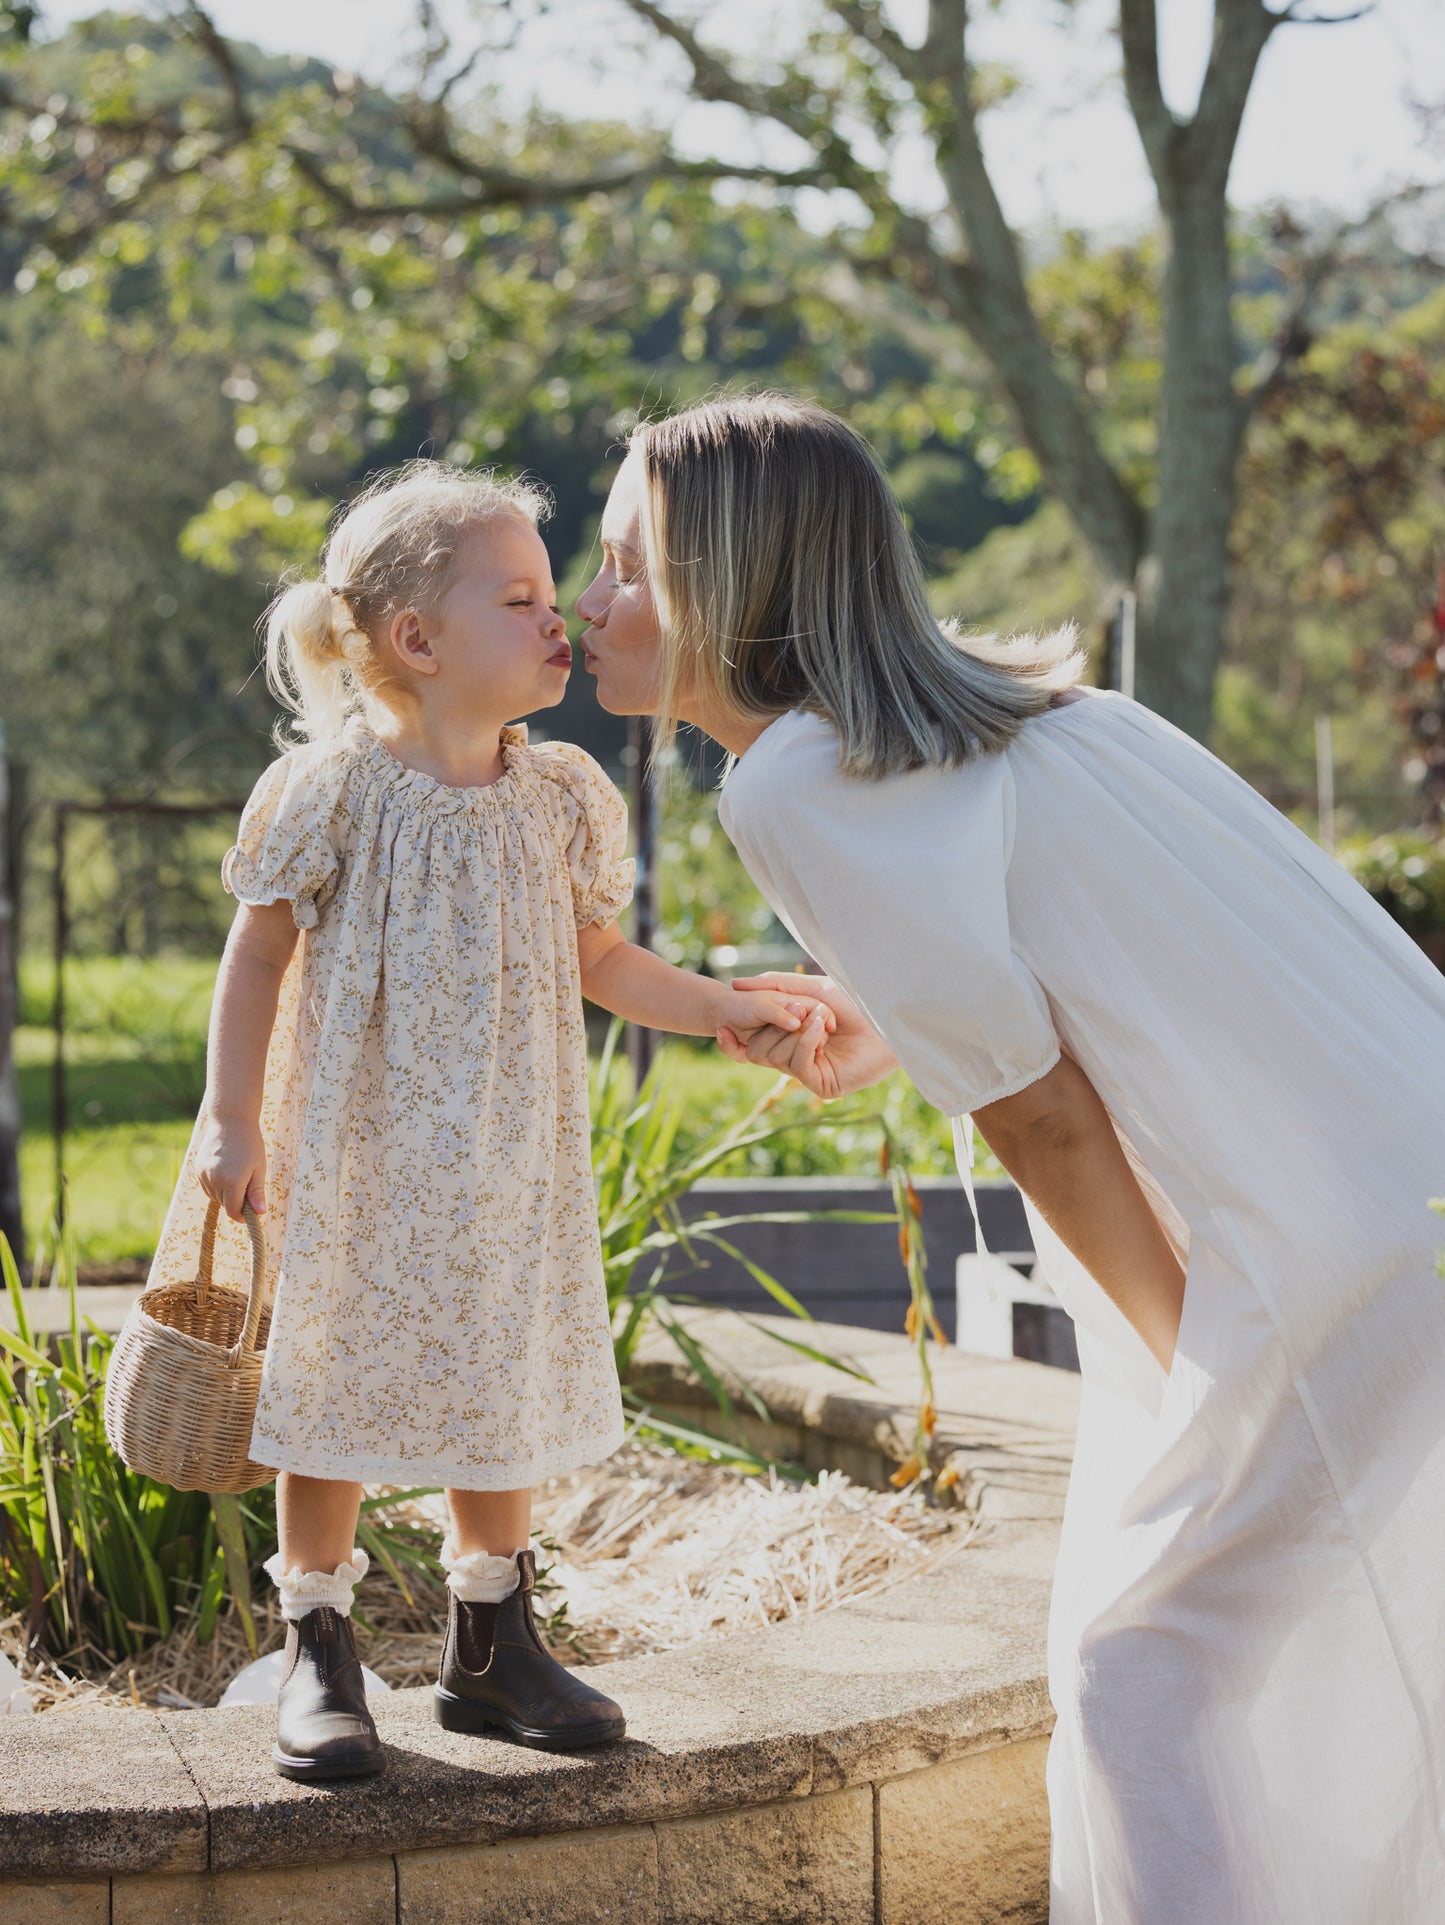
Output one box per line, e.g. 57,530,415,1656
276,1471,364,1570
446,1487,532,1555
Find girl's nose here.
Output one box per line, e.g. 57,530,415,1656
542,604,567,641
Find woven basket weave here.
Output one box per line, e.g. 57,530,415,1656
103,1198,274,1494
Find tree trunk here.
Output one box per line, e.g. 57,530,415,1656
1131,172,1245,740
0,733,24,1271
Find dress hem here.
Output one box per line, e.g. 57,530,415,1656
248,1417,628,1490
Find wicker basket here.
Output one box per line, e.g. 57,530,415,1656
103,1198,274,1494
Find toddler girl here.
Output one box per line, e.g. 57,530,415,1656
148,462,825,1781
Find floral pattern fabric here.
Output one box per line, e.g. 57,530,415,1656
149,719,633,1489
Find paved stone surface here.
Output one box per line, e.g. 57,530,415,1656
399,1825,658,1924
111,1857,396,1925
158,1686,816,1872
0,1879,109,1924
0,1706,206,1877
628,1308,1079,1519
657,1786,874,1925
878,1736,1052,1925
0,1286,143,1338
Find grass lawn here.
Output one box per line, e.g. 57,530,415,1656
16,954,987,1268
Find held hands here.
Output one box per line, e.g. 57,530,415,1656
716,973,898,1100
711,982,838,1053
196,1114,268,1222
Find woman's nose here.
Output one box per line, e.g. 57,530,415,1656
576,571,607,625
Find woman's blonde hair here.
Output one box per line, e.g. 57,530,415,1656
632,394,1086,778
262,460,550,743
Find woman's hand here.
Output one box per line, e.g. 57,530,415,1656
717,972,898,1099
196,1114,268,1221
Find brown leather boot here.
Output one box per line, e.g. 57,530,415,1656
272,1606,385,1781
433,1548,625,1751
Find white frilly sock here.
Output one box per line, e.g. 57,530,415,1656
262,1547,370,1621
439,1537,524,1603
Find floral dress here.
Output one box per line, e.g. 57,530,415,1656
149,719,633,1489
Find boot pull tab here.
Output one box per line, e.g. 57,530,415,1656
516,1549,537,1596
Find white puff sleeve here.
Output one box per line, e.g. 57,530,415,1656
717,715,1061,1118
534,742,636,929
221,744,347,931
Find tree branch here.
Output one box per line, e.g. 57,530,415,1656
1184,0,1280,188
1118,0,1178,188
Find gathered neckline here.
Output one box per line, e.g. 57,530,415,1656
347,717,535,811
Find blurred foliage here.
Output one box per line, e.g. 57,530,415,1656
1337,834,1445,939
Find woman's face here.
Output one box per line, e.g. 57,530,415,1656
575,451,668,717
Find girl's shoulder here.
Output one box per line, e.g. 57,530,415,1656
521,737,625,813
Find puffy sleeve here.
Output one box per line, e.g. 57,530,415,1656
534,742,636,928
718,719,1060,1118
221,745,346,931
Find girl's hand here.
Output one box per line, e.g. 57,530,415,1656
717,972,899,1100
196,1114,268,1221
711,984,836,1048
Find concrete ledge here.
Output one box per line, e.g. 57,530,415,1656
0,1318,1074,1923
626,1308,1079,1522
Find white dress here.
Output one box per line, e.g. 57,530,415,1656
719,689,1445,1924
150,719,632,1490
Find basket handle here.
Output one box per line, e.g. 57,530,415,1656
196,1197,268,1365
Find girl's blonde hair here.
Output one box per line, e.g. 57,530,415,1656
263,460,550,743
632,394,1086,778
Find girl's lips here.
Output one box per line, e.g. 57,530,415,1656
548,647,574,667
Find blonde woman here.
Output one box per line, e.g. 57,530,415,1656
576,394,1445,1923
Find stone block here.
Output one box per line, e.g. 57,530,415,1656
0,1878,109,1925
0,1706,207,1877
399,1824,657,1923
111,1855,396,1925
878,1735,1051,1925
656,1786,873,1925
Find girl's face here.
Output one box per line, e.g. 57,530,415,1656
576,452,671,717
391,516,572,719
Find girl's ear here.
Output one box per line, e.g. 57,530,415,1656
387,606,439,677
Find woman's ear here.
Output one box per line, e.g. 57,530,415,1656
386,607,439,678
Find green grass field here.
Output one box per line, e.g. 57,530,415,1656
16,954,983,1267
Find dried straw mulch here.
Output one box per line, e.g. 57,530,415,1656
4,1445,971,1715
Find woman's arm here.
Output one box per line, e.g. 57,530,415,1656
196,899,299,1219
971,1059,1185,1370
575,921,831,1042
727,996,1185,1370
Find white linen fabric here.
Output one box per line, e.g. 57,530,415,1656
150,719,632,1490
719,689,1445,1923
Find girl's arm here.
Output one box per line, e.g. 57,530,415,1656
576,921,828,1042
196,900,299,1219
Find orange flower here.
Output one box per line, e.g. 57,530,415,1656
904,1301,919,1340
927,1308,949,1348
935,1464,961,1493
889,1454,923,1488
921,1399,937,1436
898,1221,913,1268
905,1176,922,1218
878,1139,892,1175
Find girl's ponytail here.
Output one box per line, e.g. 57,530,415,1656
263,579,356,745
